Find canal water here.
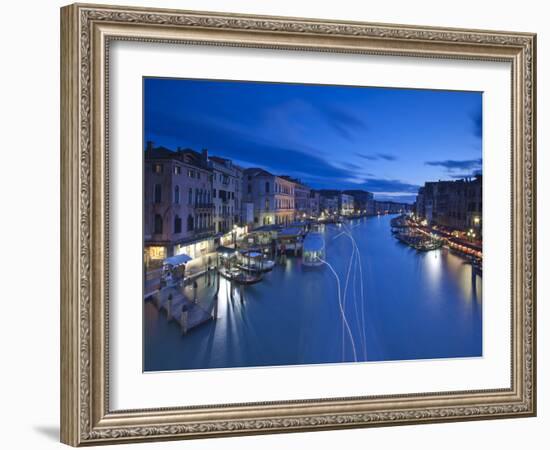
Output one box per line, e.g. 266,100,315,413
144,214,482,371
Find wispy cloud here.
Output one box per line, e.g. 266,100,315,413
146,109,357,182
425,158,482,172
449,170,482,179
312,103,368,141
359,178,420,194
341,162,362,170
356,153,398,161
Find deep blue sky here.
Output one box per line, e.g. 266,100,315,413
144,78,482,203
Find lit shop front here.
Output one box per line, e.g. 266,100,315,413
173,237,216,261
219,225,248,247
144,245,167,270
144,236,217,270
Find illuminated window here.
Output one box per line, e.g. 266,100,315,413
148,246,166,260
153,164,163,174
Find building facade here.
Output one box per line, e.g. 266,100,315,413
339,193,355,215
308,190,321,218
318,190,340,215
343,190,374,215
209,156,243,234
282,177,311,219
144,145,215,268
373,200,412,214
415,187,425,218
416,176,482,235
242,168,297,227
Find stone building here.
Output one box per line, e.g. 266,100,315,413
242,168,297,227
281,176,311,219
318,190,340,215
144,144,215,268
308,190,321,218
415,187,425,218
318,190,357,216
373,200,412,214
417,176,482,235
343,190,374,215
209,156,243,234
339,193,355,215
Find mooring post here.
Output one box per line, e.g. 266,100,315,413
212,297,218,320
154,292,160,309
180,310,188,335
166,294,173,321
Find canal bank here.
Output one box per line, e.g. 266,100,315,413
144,214,482,372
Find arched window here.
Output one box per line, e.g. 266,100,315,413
174,215,182,234
154,184,162,204
154,214,163,234
174,185,180,204
187,214,194,231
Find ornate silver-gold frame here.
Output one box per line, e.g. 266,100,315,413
60,3,536,446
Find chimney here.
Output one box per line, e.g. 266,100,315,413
202,148,208,161
146,140,153,152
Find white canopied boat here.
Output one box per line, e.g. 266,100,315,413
237,250,275,273
302,232,325,267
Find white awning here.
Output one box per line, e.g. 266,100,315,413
243,251,262,258
163,253,192,266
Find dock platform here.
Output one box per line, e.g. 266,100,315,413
149,285,216,334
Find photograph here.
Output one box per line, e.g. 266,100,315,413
142,78,483,372
57,3,537,445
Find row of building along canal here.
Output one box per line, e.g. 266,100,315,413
144,213,482,372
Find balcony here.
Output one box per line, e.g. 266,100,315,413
192,226,216,238
193,202,214,210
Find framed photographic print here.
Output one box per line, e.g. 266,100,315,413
60,3,537,446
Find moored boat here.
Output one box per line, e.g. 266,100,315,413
219,267,263,284
236,250,275,273
302,232,326,267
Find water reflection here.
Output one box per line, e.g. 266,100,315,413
144,214,483,371
424,249,442,292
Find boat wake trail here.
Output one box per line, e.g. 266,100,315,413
319,257,357,362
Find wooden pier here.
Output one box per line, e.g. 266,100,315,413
149,285,217,334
